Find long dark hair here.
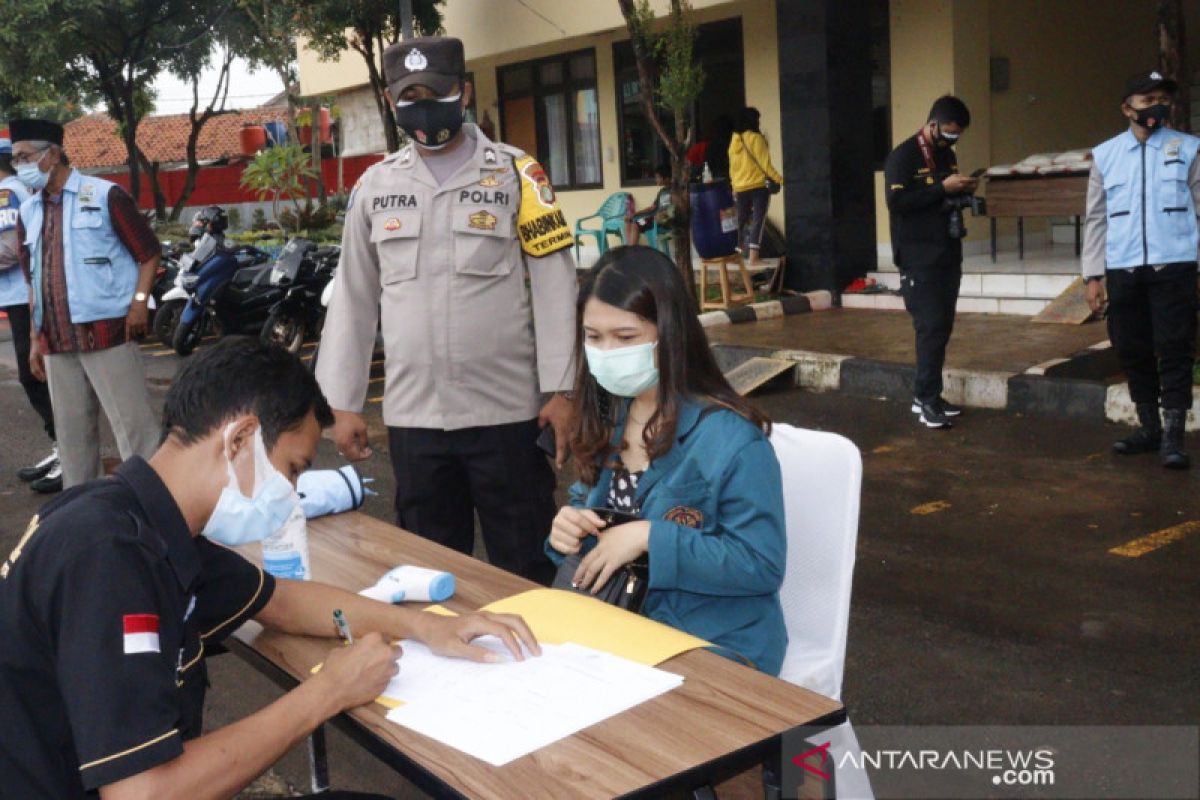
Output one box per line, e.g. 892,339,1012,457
570,245,770,485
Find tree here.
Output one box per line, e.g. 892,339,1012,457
233,1,302,130
0,2,229,204
618,0,705,295
298,0,444,153
240,144,318,232
168,45,237,221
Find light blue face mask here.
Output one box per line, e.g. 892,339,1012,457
16,153,49,191
585,341,660,398
202,424,299,547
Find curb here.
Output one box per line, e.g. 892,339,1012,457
698,291,833,328
711,341,1200,431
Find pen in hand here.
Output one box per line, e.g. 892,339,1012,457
333,609,354,644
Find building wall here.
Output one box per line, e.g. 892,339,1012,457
876,0,1194,251
296,0,783,247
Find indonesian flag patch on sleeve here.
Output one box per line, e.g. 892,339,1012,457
123,614,161,654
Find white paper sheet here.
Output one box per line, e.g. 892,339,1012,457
382,636,684,766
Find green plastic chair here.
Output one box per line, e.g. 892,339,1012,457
574,192,632,260
644,217,673,257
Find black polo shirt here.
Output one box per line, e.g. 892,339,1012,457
0,457,275,798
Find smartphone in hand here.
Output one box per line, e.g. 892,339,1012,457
536,424,556,458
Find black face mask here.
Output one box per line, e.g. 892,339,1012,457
395,94,464,149
1132,103,1171,131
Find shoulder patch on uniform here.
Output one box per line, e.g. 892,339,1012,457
514,154,573,257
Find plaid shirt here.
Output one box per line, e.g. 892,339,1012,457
19,184,159,354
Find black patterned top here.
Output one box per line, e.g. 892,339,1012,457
607,463,644,514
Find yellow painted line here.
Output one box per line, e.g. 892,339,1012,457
368,396,383,404
872,445,895,454
1109,521,1200,557
368,376,384,385
910,501,950,516
151,349,180,357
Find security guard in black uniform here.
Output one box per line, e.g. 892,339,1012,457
884,95,977,429
0,338,538,800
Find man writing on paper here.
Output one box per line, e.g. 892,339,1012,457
0,338,539,800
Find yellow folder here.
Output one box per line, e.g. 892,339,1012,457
477,588,710,666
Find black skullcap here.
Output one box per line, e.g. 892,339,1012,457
9,118,64,146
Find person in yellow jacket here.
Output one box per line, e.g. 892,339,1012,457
728,107,783,265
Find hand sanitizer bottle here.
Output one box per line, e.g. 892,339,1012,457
262,503,311,580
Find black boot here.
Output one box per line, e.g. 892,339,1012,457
1160,408,1190,469
1113,403,1161,454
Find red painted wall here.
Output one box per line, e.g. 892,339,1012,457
101,154,384,209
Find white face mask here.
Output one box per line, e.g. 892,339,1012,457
15,150,49,190
201,424,299,547
585,341,660,398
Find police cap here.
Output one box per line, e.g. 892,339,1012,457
383,37,465,98
1124,70,1179,102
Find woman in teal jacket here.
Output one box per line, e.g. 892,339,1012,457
546,245,787,674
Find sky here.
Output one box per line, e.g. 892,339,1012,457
151,57,285,115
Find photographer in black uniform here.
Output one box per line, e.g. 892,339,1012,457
885,95,978,429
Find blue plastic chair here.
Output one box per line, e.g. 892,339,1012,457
574,192,632,260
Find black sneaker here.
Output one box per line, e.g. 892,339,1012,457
30,461,63,494
912,399,953,429
937,397,963,417
910,397,963,417
18,446,58,483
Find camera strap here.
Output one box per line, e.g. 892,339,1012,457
916,127,938,172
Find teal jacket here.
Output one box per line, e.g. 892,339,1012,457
547,397,788,674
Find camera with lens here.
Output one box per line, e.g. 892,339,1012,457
943,192,987,239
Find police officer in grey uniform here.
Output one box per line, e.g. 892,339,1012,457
317,37,577,582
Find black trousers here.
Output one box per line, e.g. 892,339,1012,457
3,303,55,441
388,419,557,584
1106,262,1198,411
900,258,963,404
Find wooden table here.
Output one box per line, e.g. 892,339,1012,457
231,512,844,799
984,173,1089,260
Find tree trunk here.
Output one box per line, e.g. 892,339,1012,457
119,87,142,205
310,100,326,202
137,151,168,221
617,0,695,296
1157,0,1189,131
170,123,204,222
355,35,401,153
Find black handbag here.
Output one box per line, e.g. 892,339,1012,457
551,508,649,613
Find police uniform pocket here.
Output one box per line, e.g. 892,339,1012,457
370,213,420,285
1161,168,1191,227
452,210,515,277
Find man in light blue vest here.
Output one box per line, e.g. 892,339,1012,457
11,118,160,487
0,136,59,491
1083,71,1200,469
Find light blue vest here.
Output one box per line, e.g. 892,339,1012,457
1093,126,1200,270
20,170,139,328
0,175,31,307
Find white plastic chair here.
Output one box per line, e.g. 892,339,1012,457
770,424,874,800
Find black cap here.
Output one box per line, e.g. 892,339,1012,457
9,118,63,146
1124,70,1178,101
383,37,465,97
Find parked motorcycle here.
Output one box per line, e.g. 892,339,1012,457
259,238,339,354
304,264,338,373
165,207,272,355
